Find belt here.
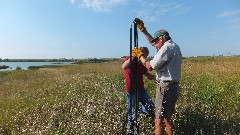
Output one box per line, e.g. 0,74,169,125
161,81,179,85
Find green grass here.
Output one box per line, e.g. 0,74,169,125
176,56,240,134
0,57,239,134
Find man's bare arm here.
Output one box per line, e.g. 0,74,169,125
142,29,155,46
144,72,155,80
139,56,153,71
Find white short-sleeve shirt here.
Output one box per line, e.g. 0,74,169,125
150,40,182,81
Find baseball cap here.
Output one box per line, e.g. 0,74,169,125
151,30,170,43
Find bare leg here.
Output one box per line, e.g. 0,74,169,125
155,118,164,135
164,117,174,135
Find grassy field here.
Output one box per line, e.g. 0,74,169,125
0,56,239,134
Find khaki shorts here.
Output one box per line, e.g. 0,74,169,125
155,82,180,119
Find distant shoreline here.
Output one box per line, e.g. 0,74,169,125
0,58,124,62
1,55,239,62
0,58,124,70
0,59,76,62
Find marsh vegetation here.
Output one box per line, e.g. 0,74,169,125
0,57,239,134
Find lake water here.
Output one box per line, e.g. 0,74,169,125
0,62,74,71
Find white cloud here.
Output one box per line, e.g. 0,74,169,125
229,18,240,29
217,9,240,18
70,0,128,13
69,0,76,4
216,9,240,29
136,10,158,22
136,2,190,22
69,0,190,17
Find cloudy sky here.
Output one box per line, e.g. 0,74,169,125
0,0,240,59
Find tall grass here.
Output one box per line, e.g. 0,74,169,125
0,57,239,134
175,56,240,134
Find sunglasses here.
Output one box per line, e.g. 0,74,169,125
151,36,163,43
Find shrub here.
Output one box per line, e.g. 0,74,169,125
15,66,22,70
0,65,9,69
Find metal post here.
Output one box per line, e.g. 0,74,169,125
129,24,134,134
129,22,139,135
133,22,139,134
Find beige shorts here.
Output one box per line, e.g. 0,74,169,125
155,82,180,119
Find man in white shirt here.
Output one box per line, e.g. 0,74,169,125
132,18,182,135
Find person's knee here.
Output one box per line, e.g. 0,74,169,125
155,118,161,125
155,117,160,121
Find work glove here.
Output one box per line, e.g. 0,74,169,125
134,18,146,32
132,48,143,59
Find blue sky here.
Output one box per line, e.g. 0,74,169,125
0,0,240,59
